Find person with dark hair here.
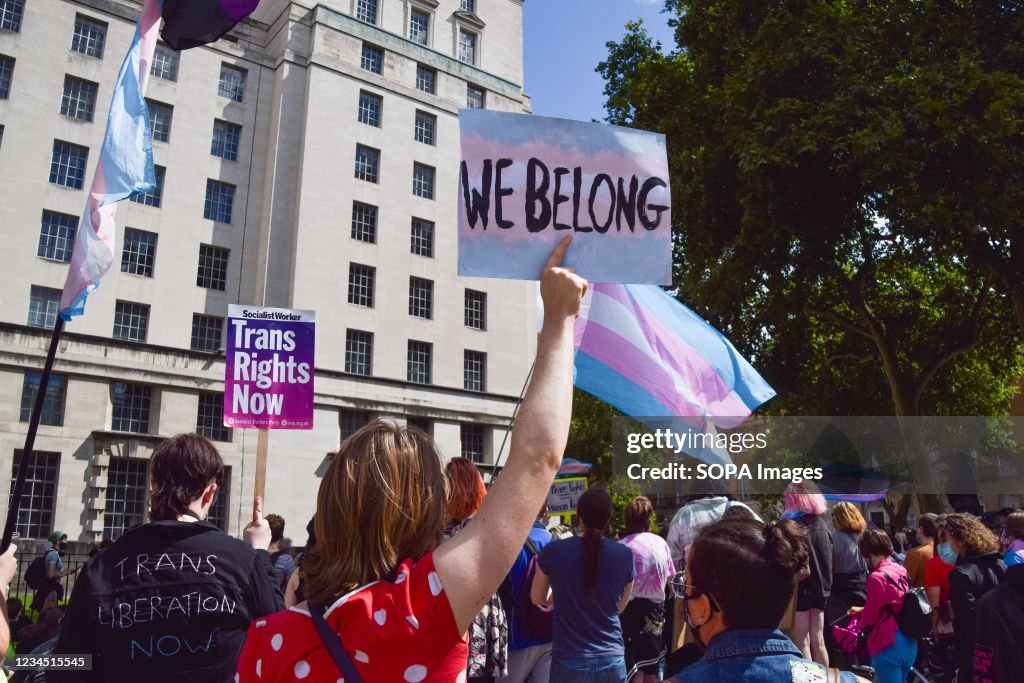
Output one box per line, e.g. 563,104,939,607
618,496,674,683
668,518,866,682
532,487,635,682
443,457,509,682
265,513,295,597
944,512,1006,682
32,531,76,612
235,238,585,682
904,513,937,588
783,482,833,667
1002,510,1024,567
847,528,917,683
51,433,281,683
16,606,64,655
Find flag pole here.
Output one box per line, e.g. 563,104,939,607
1,317,66,553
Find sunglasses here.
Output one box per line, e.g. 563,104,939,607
669,571,721,615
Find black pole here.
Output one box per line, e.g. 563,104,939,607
2,317,66,554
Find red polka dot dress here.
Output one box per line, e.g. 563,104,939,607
236,553,469,682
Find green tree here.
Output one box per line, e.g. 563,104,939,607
598,2,1024,511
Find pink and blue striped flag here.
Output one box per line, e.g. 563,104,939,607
573,283,775,432
59,0,161,321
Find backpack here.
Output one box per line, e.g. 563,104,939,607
514,537,553,640
882,572,933,639
25,551,54,590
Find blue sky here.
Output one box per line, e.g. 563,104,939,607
523,0,676,122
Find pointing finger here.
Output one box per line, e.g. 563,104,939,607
543,235,573,272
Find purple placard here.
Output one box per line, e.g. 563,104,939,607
224,305,315,430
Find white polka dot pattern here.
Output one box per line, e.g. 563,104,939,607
355,650,369,663
373,609,387,625
294,660,310,679
427,571,442,596
406,615,420,630
270,633,283,651
403,664,427,682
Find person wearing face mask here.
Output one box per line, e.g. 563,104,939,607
924,517,956,635
668,517,868,683
31,532,78,612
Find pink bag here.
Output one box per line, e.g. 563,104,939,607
831,614,870,662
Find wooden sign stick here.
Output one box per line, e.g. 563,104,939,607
253,427,269,523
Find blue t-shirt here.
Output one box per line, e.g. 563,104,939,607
537,535,635,659
509,522,554,650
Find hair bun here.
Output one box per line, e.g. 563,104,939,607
762,519,810,574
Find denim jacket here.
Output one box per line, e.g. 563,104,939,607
671,628,858,683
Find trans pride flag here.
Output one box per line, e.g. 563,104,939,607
59,0,160,320
573,283,775,432
60,0,261,320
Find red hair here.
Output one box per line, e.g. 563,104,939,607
446,457,486,521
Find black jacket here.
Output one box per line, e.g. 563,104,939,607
795,513,833,602
948,551,1006,664
974,563,1024,683
52,520,282,683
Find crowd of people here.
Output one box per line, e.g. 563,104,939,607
0,238,1020,683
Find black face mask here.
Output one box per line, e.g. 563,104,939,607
683,590,720,651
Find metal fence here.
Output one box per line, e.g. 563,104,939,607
7,549,90,617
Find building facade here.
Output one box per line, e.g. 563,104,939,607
0,0,534,541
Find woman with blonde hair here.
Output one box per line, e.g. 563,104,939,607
235,237,586,682
827,502,869,663
783,481,832,667
945,513,1006,682
442,457,508,683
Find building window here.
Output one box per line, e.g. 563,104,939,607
465,289,486,330
0,0,24,32
354,144,380,183
190,314,224,352
9,450,60,539
461,424,485,463
348,263,375,307
415,64,436,94
151,43,179,81
130,165,165,207
113,301,149,342
60,76,98,121
464,350,486,391
358,91,382,127
408,277,433,319
103,458,148,540
211,120,241,161
460,0,476,12
407,341,432,384
204,179,235,223
458,30,476,65
197,392,231,442
207,466,231,530
351,202,377,243
411,218,434,257
414,111,436,145
111,382,152,433
406,415,431,435
467,85,485,109
361,43,383,74
20,372,67,426
345,329,373,376
340,409,370,442
37,210,78,262
146,99,173,142
49,140,89,189
197,244,229,290
409,9,429,45
71,15,106,58
218,63,246,102
27,286,61,328
355,0,377,23
0,55,12,99
120,228,157,277
412,162,435,199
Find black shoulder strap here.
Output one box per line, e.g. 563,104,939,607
525,536,540,556
308,601,364,683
